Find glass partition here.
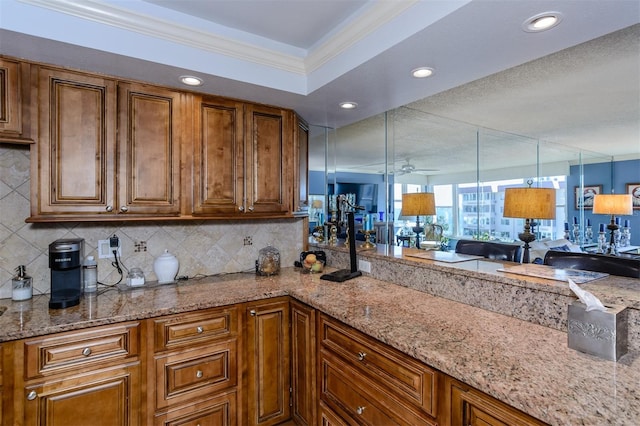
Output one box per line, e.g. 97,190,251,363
308,106,633,254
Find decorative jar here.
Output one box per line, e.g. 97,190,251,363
256,245,280,276
153,249,179,284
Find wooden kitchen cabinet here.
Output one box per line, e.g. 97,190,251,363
151,306,240,425
117,82,184,216
245,297,291,426
0,57,34,144
293,114,309,215
318,313,439,426
32,67,117,218
191,95,245,216
446,377,546,426
12,321,143,426
30,68,184,221
190,95,296,218
244,103,294,216
290,300,316,426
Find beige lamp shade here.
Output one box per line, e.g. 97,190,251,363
401,192,436,216
503,187,556,219
593,194,633,215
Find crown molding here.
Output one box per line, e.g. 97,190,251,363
20,0,306,74
304,0,419,73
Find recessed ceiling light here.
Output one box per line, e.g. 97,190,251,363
179,75,203,86
411,67,434,78
339,101,358,110
522,12,563,32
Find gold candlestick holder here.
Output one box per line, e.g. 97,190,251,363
359,230,376,250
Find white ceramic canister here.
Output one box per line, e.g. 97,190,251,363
153,249,179,284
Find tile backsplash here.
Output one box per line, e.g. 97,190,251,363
0,145,304,299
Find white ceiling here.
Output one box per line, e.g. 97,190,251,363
1,0,639,175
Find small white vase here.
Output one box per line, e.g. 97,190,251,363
153,249,179,284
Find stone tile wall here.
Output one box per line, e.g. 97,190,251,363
0,145,304,299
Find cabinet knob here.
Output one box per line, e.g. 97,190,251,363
248,205,254,212
105,205,113,212
250,310,256,316
196,326,204,334
357,351,366,361
82,347,92,356
196,370,203,378
120,206,129,213
356,406,366,415
238,205,245,212
27,390,38,401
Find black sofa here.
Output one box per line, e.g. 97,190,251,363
543,250,640,278
455,240,522,262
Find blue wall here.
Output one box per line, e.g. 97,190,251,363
568,159,640,236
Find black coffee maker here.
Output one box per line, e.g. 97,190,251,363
49,238,84,309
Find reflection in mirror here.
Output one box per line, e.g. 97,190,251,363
308,103,640,261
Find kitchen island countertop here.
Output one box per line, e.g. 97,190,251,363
0,267,638,425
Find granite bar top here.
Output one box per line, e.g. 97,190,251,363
0,268,638,425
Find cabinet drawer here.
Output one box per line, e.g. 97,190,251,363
320,350,435,426
24,322,140,379
319,314,437,416
154,306,238,351
154,390,237,426
156,339,237,409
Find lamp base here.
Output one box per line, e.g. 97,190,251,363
605,218,620,256
517,219,537,263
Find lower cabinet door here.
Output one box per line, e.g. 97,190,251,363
245,298,291,426
449,379,547,426
23,363,140,426
154,390,237,426
319,401,349,426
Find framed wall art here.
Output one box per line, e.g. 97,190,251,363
574,185,602,209
626,183,640,209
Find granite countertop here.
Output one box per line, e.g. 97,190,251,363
0,268,638,425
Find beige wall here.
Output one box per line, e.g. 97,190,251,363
0,145,304,299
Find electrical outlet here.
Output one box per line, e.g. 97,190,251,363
243,236,253,246
134,241,147,252
98,239,122,259
358,260,371,273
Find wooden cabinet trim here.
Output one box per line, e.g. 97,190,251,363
319,313,437,417
24,322,140,379
155,339,237,410
153,306,238,352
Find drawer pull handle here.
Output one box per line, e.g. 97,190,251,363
250,310,256,316
357,351,366,361
356,406,366,415
196,326,204,334
120,205,129,213
196,370,203,378
27,390,38,401
82,347,92,356
105,205,113,212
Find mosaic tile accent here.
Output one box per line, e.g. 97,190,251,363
0,145,304,298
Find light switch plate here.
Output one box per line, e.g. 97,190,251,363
98,239,122,259
358,260,371,273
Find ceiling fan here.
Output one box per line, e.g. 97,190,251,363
394,159,439,175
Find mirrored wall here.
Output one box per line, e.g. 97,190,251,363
308,107,637,253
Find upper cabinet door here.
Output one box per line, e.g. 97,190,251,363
118,82,183,216
35,67,117,216
192,95,245,215
294,115,309,214
245,104,293,215
0,58,33,143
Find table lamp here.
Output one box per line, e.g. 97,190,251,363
503,186,556,263
593,194,633,255
401,192,436,249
